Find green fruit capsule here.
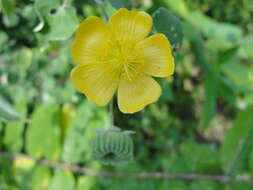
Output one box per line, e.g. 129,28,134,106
91,127,134,165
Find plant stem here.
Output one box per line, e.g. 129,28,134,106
94,0,112,126
94,0,109,21
62,0,70,7
2,151,253,184
109,99,114,126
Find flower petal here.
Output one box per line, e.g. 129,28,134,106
117,74,161,113
136,34,174,77
109,8,152,42
71,16,111,65
71,63,119,106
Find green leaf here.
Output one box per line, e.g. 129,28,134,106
49,169,75,190
34,0,78,41
220,106,253,175
200,72,218,129
0,122,3,134
31,166,51,190
162,0,189,18
0,158,15,188
218,47,239,64
160,154,189,173
77,176,98,190
217,79,236,106
153,7,183,50
181,141,220,173
1,0,15,17
221,61,253,93
184,21,210,73
59,103,75,143
46,5,79,41
13,47,33,81
0,95,22,122
26,103,61,160
104,178,157,190
187,11,243,50
160,79,173,101
226,182,253,190
104,0,117,17
0,31,8,50
4,100,27,152
14,164,51,190
249,148,253,174
1,0,19,27
13,156,35,188
238,35,253,60
34,0,60,32
189,180,223,190
62,101,110,164
108,0,132,10
164,0,243,50
160,180,187,190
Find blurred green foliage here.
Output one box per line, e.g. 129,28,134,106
1,0,253,189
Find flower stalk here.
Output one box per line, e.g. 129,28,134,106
109,99,114,126
94,0,113,126
94,0,109,21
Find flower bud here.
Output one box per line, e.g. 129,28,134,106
91,127,134,165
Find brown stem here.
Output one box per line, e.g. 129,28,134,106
1,151,253,184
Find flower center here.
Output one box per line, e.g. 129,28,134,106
108,40,144,80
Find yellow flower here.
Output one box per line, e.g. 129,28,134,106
71,8,174,113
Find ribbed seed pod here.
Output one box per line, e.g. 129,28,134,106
91,127,134,165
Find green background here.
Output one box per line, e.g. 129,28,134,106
1,0,253,189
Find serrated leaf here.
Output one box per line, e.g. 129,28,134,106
0,95,22,122
220,106,253,175
153,7,183,50
108,0,132,10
